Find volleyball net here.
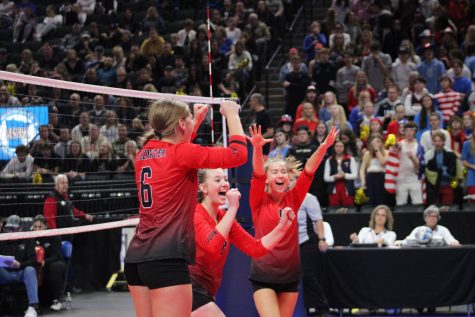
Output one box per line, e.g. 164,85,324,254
0,71,239,238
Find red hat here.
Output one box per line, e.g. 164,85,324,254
370,117,383,126
280,114,293,123
315,43,324,49
289,47,298,55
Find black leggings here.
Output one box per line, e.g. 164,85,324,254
44,260,67,300
299,239,329,312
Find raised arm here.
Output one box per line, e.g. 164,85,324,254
220,100,245,137
192,103,209,136
304,126,338,174
246,124,273,176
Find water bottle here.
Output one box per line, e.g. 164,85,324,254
65,292,72,310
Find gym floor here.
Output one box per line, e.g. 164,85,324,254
36,291,471,317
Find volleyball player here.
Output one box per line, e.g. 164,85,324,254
190,168,295,317
247,125,337,317
124,100,247,317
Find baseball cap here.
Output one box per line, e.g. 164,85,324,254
81,31,91,38
307,85,316,92
280,114,293,123
419,29,433,38
423,42,434,51
288,47,298,55
5,215,21,229
164,65,174,71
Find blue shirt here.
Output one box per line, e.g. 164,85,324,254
303,33,327,62
464,55,475,75
414,111,443,140
462,140,475,186
416,59,446,94
453,76,472,96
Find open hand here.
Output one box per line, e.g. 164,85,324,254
246,124,273,148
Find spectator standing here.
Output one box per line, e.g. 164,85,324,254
311,48,337,95
324,139,357,206
414,95,443,140
424,132,457,205
303,21,327,63
395,122,423,206
284,56,310,118
335,51,360,107
361,41,392,93
250,93,274,154
416,43,446,94
391,46,417,92
434,75,462,125
177,19,196,48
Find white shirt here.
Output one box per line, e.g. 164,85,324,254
324,156,358,184
226,27,242,44
71,124,89,142
1,156,34,179
397,139,419,182
357,227,397,246
406,225,459,245
100,124,119,144
420,129,452,153
177,29,196,47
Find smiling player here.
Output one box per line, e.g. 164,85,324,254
246,125,337,317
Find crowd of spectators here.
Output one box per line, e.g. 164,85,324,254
2,0,475,210
0,0,292,182
264,0,475,209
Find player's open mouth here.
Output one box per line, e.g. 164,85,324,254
218,191,227,196
275,181,284,186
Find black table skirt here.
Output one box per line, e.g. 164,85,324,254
321,246,475,308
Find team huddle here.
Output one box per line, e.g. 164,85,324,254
124,99,337,317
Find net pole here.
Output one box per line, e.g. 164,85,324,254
206,6,215,144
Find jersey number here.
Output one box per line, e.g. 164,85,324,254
140,167,153,208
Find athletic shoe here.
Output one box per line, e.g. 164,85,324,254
50,299,62,311
24,306,37,317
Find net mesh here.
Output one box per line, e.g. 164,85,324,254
0,73,230,220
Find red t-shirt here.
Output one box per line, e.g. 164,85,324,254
293,118,318,135
249,170,314,283
125,135,248,264
189,204,267,296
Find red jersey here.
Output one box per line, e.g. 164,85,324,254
125,135,247,264
189,204,267,296
249,170,313,283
